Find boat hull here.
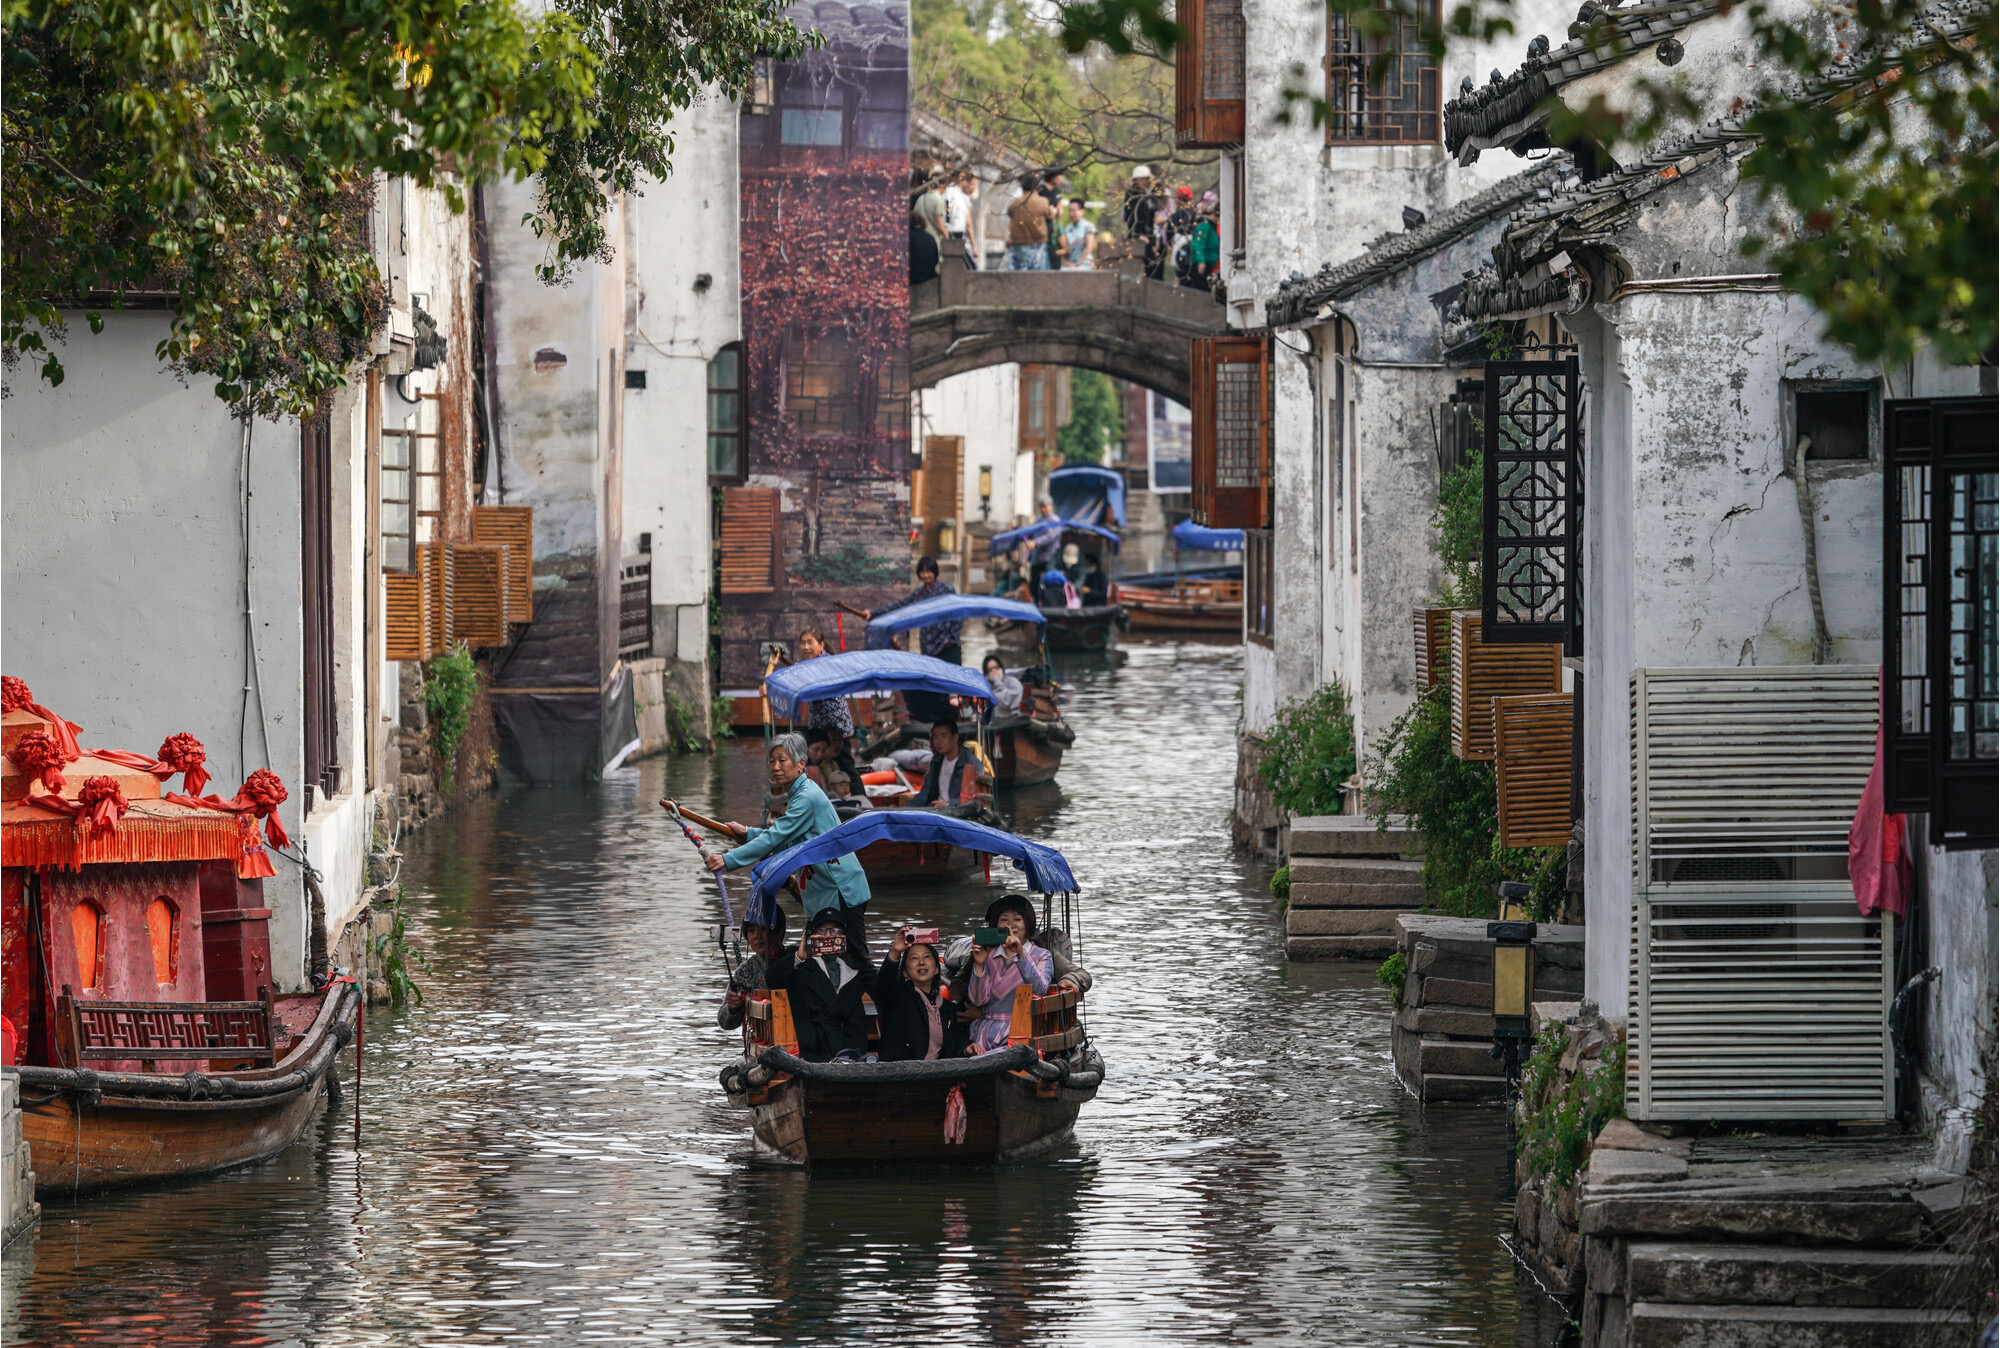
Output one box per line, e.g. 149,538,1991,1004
1122,601,1242,632
8,981,357,1196
856,839,981,886
746,1067,1090,1165
990,606,1126,652
990,724,1064,787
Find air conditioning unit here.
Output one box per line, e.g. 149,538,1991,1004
1628,666,1890,1121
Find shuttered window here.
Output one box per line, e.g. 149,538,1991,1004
1883,395,1998,848
1483,357,1580,649
1448,609,1560,761
1494,692,1572,847
718,486,782,595
1175,0,1246,148
384,572,426,662
1412,606,1451,689
1324,0,1442,145
470,505,534,623
450,544,508,648
1191,334,1271,530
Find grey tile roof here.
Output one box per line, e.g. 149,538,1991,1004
1443,0,1721,156
1265,159,1574,327
785,0,908,51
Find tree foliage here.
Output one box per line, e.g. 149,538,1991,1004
1057,367,1125,464
3,0,810,415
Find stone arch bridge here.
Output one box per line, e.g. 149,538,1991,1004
910,266,1231,405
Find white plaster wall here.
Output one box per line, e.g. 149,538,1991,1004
2,313,309,985
912,365,1022,531
1259,339,1321,736
624,91,740,644
1923,846,1999,1174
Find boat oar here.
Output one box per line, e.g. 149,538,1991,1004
661,800,742,962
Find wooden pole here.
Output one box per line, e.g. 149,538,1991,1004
659,799,746,839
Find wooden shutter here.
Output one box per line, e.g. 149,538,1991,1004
471,505,534,623
1175,0,1246,148
1628,665,1887,1122
1483,358,1580,647
418,541,454,656
385,572,426,662
449,544,507,648
1412,606,1452,689
719,486,782,595
1448,609,1559,760
1494,692,1573,847
1191,334,1270,529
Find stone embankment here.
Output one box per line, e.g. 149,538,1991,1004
1389,915,1584,1102
1283,815,1422,960
3,1074,38,1246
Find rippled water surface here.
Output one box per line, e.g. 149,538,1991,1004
4,636,1563,1346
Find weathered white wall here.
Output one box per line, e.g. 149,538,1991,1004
1923,846,1999,1173
625,90,739,694
912,364,1022,531
2,313,310,984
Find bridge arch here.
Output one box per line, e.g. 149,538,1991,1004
909,267,1231,406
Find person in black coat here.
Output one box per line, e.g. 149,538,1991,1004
912,719,989,808
765,913,873,1062
873,929,966,1062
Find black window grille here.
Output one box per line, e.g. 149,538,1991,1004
708,343,745,483
1482,357,1580,649
1884,395,1998,849
1325,0,1441,145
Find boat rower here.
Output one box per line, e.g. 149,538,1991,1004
704,732,875,962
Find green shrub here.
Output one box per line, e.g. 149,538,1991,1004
1434,451,1483,608
1519,1029,1628,1188
1376,950,1407,1000
792,545,908,587
709,693,735,740
371,888,430,1008
1259,680,1357,817
423,646,478,792
1269,864,1290,902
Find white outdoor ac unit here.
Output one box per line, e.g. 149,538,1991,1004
1629,666,1890,1121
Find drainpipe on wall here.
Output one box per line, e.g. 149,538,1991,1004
1786,433,1833,663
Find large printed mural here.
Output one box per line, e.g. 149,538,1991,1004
725,1,913,687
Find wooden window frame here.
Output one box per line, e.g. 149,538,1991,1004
1883,395,1998,849
1176,0,1247,149
301,417,340,807
1324,0,1442,146
1245,528,1275,647
1191,333,1271,530
380,390,441,574
708,342,747,486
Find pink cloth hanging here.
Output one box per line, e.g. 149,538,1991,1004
1850,670,1914,919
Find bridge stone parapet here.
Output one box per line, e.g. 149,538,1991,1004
910,263,1231,404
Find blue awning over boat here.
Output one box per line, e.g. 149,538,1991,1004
865,594,1046,642
1048,464,1127,528
749,809,1080,909
764,651,992,721
988,517,1123,558
1172,520,1245,551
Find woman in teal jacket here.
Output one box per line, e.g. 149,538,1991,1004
707,733,874,961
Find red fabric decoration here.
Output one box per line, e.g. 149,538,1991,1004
23,773,130,835
0,677,82,760
9,729,67,794
166,768,291,876
158,733,210,798
943,1083,967,1145
1850,681,1914,920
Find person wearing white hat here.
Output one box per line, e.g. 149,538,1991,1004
1122,166,1165,276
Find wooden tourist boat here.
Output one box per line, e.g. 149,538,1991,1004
1113,576,1243,632
0,694,357,1195
720,811,1101,1165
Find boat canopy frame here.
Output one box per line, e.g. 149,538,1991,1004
763,651,993,722
864,595,1045,647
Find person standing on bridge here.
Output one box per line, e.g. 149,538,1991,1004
1006,174,1057,271
1059,199,1098,271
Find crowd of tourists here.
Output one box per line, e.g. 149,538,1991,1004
909,162,1220,291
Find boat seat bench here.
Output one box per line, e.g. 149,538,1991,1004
58,986,276,1065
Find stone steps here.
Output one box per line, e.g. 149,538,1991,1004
1287,814,1419,857
1625,1303,1971,1348
1625,1243,1969,1309
1285,934,1401,960
1421,1072,1505,1102
1289,880,1424,909
1285,906,1402,936
1288,856,1424,885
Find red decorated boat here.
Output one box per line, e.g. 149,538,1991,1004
0,684,357,1195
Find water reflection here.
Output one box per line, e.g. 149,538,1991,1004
2,638,1557,1346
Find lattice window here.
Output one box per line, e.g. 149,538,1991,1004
1325,0,1441,145
1483,358,1579,647
1176,0,1247,148
1883,396,1998,848
1215,363,1260,488
1192,334,1270,529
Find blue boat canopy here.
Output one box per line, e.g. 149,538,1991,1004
1172,519,1245,551
764,651,992,721
1048,464,1128,528
865,593,1045,643
988,516,1123,558
748,810,1080,911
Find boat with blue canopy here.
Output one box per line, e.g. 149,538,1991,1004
764,650,991,721
863,594,1045,649
1047,464,1127,528
1171,519,1245,551
986,516,1123,557
721,812,1102,1166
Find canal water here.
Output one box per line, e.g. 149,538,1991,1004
3,636,1565,1346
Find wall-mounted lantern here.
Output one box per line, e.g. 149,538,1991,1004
979,467,993,520
1489,879,1536,1095
938,520,958,555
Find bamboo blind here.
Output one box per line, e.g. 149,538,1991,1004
1494,692,1574,847
1449,609,1561,760
718,486,781,595
384,572,426,662
1413,606,1452,689
449,544,507,648
471,505,534,622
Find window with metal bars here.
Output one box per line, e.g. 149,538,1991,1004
1883,395,1998,849
1191,333,1271,529
1324,0,1442,145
